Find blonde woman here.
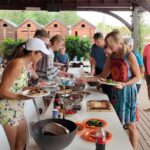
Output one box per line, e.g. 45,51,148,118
79,30,140,150
0,38,50,150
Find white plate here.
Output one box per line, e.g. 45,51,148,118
22,89,50,98
99,81,119,86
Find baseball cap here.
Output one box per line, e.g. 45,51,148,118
25,38,50,55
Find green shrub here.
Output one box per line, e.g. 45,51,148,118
65,36,91,61
0,38,24,60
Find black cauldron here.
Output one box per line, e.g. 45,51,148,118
32,119,77,150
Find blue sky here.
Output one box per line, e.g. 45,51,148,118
77,11,150,27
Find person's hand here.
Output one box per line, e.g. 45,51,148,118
98,78,106,82
76,77,86,85
90,69,95,76
115,82,126,89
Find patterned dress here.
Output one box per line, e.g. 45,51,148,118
110,52,138,125
0,63,28,126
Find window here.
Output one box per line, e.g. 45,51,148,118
54,24,58,27
81,24,85,28
27,24,31,27
3,23,7,27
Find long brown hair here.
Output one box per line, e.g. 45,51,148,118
12,43,31,59
50,34,64,46
105,30,129,56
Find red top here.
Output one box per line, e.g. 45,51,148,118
143,43,150,75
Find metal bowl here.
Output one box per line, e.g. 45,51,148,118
72,83,85,91
62,93,84,105
32,119,77,150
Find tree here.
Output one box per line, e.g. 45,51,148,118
0,10,81,26
138,12,145,54
65,36,91,60
96,22,130,36
0,38,23,60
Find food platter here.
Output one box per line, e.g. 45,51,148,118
38,81,58,88
22,86,50,98
83,118,107,129
82,130,112,142
87,100,113,112
57,89,72,95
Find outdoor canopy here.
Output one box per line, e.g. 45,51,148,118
0,0,149,12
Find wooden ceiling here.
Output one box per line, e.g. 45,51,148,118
0,0,149,12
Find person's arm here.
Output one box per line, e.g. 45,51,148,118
53,62,65,67
89,46,96,75
58,69,71,77
89,56,96,75
0,60,30,100
133,50,145,79
79,56,111,84
140,66,145,79
125,52,141,86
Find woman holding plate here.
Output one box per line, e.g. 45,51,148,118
0,38,50,150
79,30,140,150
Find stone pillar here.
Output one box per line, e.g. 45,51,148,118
131,6,139,49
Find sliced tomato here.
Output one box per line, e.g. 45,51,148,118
82,130,112,143
76,122,85,132
65,110,77,114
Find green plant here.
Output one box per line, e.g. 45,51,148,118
0,38,24,60
65,36,91,61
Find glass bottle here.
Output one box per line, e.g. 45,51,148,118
95,122,106,150
79,65,84,78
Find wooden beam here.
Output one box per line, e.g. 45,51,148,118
131,0,150,12
99,10,132,31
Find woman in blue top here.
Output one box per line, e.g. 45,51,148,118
123,37,145,93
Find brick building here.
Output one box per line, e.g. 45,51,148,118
71,19,96,41
43,19,67,38
0,19,17,43
16,19,42,41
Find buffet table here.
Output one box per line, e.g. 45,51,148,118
41,86,133,150
28,67,133,150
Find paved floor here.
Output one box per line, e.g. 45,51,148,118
137,81,150,150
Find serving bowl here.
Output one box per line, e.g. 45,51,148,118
32,119,77,150
62,93,84,105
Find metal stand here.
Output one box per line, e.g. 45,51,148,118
32,98,40,121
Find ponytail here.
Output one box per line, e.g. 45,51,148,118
13,43,31,59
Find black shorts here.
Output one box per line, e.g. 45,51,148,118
146,75,150,85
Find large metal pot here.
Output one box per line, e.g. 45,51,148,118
32,119,77,150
